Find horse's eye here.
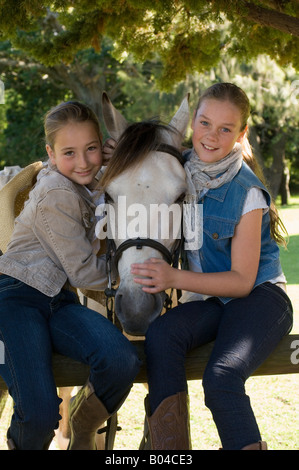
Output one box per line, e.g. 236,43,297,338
175,192,185,204
105,192,114,203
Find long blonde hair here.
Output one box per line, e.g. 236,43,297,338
197,83,287,246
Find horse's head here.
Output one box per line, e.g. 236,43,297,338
100,92,189,335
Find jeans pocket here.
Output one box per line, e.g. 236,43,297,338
0,275,24,292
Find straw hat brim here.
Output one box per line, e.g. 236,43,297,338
0,161,43,253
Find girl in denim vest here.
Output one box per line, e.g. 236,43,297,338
0,102,140,450
131,83,293,450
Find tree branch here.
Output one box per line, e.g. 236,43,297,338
238,1,299,36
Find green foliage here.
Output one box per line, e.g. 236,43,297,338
0,1,298,197
0,43,70,166
0,1,298,86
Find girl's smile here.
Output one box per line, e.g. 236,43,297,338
202,143,218,150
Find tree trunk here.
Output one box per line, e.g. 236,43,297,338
249,127,289,202
279,161,290,205
248,126,265,169
266,133,287,200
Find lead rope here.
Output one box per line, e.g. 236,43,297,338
104,238,118,324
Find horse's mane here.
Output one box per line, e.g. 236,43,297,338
100,120,178,189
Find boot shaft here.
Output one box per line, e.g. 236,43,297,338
146,392,191,450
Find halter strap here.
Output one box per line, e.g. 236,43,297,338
114,237,173,267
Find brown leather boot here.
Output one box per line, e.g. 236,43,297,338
68,381,110,450
7,432,17,450
146,392,191,450
242,441,268,450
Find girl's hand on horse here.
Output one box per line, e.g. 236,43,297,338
102,138,117,164
131,258,179,293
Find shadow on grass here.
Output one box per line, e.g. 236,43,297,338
280,234,299,284
280,203,299,209
277,194,299,210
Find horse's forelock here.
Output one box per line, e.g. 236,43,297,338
101,120,176,189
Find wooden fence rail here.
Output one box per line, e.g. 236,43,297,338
1,334,297,390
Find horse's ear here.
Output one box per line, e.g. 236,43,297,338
102,92,128,140
169,93,190,143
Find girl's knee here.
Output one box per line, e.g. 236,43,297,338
146,314,168,339
202,364,245,410
145,313,178,352
96,340,140,386
118,343,141,383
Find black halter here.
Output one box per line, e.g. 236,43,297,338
104,142,184,320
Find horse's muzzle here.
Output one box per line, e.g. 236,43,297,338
114,287,166,336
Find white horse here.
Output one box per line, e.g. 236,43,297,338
58,94,190,449
99,93,189,336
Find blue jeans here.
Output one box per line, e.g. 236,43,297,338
0,275,140,450
145,282,293,450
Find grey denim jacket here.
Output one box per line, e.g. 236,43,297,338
0,163,107,296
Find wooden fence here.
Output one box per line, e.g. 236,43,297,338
1,334,297,390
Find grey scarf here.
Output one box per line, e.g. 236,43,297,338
184,143,243,198
183,143,243,251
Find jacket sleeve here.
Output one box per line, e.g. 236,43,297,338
34,187,108,290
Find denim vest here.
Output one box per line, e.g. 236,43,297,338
189,161,283,304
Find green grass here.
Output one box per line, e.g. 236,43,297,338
277,194,299,209
279,234,299,285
